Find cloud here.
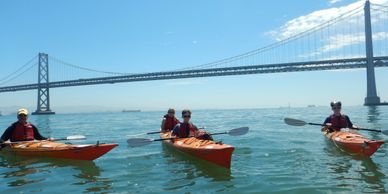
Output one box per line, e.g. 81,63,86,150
296,32,388,59
267,0,388,60
270,0,388,40
323,32,388,52
329,0,342,5
271,1,364,40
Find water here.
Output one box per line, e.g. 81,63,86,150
1,106,388,193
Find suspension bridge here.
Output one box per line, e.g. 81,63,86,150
0,1,387,114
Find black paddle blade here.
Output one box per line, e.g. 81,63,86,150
284,118,307,126
381,130,388,136
127,138,153,147
228,127,249,136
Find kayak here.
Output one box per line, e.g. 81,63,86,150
0,141,118,161
160,132,235,168
323,128,384,157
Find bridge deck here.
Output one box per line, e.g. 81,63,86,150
1,57,387,93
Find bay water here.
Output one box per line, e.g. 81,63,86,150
1,106,387,193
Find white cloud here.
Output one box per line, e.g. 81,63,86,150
297,32,388,58
322,31,388,53
272,1,364,40
267,0,388,59
270,0,388,40
329,0,342,5
321,33,364,52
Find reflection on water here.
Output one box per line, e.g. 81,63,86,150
0,154,111,193
323,139,386,192
34,115,54,138
161,144,232,183
359,159,386,193
367,106,381,124
365,106,384,143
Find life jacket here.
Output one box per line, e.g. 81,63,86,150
10,122,35,142
163,114,179,131
177,122,196,138
330,114,348,131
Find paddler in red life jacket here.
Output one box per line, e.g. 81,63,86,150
160,108,179,132
171,109,213,140
0,108,50,143
322,101,354,133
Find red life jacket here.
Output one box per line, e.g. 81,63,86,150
177,122,196,138
330,114,348,131
10,122,35,142
163,114,179,131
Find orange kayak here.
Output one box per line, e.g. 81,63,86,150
160,132,234,168
323,128,384,157
0,141,118,161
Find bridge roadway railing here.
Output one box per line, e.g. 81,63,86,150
1,57,388,93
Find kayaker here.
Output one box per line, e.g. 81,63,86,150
172,109,212,140
322,101,354,132
160,108,179,132
0,108,50,143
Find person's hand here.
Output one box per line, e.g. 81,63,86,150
195,130,206,137
325,123,332,127
47,138,55,141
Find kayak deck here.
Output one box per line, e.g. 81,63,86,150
323,128,384,157
160,132,234,168
1,141,118,161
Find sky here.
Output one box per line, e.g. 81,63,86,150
0,0,388,113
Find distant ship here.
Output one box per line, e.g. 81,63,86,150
122,109,141,112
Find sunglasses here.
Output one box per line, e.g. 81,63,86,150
168,112,175,114
183,115,191,118
332,107,341,110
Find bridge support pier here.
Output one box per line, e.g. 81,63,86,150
32,53,55,115
364,0,381,106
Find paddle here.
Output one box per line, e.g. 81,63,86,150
51,135,86,141
129,127,206,136
145,131,162,135
127,127,249,147
1,135,86,145
284,117,388,135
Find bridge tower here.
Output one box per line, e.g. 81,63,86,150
32,53,55,115
364,0,381,105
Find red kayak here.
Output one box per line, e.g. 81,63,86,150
1,141,118,161
160,132,235,168
323,128,384,157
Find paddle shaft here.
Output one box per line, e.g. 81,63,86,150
0,135,86,145
146,131,162,135
307,122,382,133
146,127,206,135
152,131,228,142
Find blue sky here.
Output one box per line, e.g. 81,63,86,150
0,0,387,113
